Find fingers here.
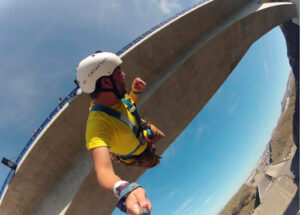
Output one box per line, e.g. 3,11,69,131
126,188,152,215
138,206,151,215
132,77,146,92
126,196,140,215
149,124,165,143
135,188,149,208
146,198,152,211
134,77,146,86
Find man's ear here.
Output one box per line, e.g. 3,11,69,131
101,77,112,88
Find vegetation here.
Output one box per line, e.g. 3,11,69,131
269,79,295,163
219,184,257,215
219,74,296,214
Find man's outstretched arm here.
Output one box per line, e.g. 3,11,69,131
89,147,152,214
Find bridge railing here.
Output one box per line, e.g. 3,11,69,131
0,0,210,201
0,86,79,200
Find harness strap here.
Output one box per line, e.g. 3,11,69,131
90,105,139,137
121,98,143,125
90,98,148,159
121,98,152,147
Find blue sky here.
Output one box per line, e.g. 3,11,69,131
0,1,291,215
113,27,290,214
125,26,290,215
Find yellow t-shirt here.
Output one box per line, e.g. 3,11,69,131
86,95,147,158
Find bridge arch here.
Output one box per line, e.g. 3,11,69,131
0,0,297,214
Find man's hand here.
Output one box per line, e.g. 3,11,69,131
126,187,152,215
131,77,146,93
148,123,165,144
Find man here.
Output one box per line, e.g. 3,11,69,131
76,51,165,214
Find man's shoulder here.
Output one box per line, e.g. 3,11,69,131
87,111,110,126
86,113,113,137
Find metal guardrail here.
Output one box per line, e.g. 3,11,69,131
0,0,210,201
0,87,79,200
116,0,209,56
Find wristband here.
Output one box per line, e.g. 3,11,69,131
132,90,143,95
113,181,129,198
116,182,141,212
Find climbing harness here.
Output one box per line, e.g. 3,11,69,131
90,97,153,159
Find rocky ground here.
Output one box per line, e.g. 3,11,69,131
219,71,299,215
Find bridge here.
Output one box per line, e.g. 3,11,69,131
0,0,298,214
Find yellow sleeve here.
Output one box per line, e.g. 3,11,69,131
86,119,112,150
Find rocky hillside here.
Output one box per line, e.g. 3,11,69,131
218,184,257,215
269,71,296,163
280,71,294,114
218,71,296,215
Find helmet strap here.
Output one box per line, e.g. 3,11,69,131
109,76,123,99
95,75,124,99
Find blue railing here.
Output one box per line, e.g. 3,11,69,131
0,87,79,199
116,0,209,56
0,0,209,201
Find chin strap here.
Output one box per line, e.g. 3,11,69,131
96,76,124,99
109,76,123,99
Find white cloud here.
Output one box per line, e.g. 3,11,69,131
0,0,183,135
196,124,204,135
149,0,182,15
163,144,176,161
160,0,181,15
263,62,270,80
229,104,236,115
173,197,194,215
203,194,214,206
263,62,269,73
172,193,215,215
95,0,123,22
167,189,177,199
229,100,239,115
194,119,207,138
109,1,121,10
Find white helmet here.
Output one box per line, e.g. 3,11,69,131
76,52,122,93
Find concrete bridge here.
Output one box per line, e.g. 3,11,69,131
0,0,298,214
254,158,298,215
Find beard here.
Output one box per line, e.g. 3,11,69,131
117,82,127,99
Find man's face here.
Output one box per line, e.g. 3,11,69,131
112,66,127,97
